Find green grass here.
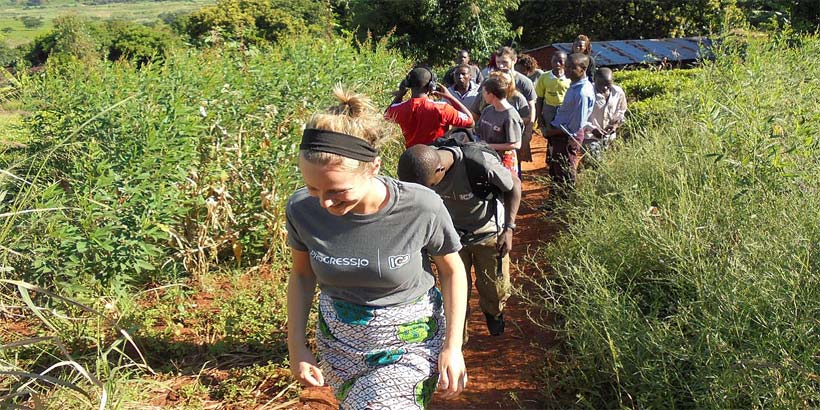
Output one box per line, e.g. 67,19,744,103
1,32,409,408
530,33,820,408
0,110,26,144
0,0,214,47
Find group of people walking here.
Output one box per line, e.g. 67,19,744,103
286,35,627,409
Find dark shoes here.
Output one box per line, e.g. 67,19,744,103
484,312,505,336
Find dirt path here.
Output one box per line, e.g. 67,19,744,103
429,134,558,410
299,135,559,410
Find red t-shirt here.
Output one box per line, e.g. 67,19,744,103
385,98,474,147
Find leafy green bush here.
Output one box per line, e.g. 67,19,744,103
617,68,700,116
19,15,45,29
338,0,520,66
4,34,408,292
105,20,178,65
532,35,820,408
26,15,105,66
24,17,178,67
179,0,333,46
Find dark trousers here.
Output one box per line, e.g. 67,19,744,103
547,134,581,200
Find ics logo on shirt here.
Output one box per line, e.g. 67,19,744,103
388,254,410,269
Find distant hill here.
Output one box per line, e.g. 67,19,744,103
0,0,213,47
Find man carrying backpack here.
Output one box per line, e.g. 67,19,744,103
398,139,521,340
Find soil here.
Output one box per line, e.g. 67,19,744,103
298,135,560,410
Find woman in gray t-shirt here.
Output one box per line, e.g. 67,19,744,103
286,87,468,409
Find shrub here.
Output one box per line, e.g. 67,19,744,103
4,34,408,293
25,17,179,67
532,34,820,408
19,15,45,29
105,20,178,65
180,0,333,46
26,15,105,66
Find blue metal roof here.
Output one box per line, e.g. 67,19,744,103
549,37,712,66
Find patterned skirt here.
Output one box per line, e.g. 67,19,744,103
317,287,445,410
498,149,519,175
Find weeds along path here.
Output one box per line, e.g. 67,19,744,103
297,136,560,410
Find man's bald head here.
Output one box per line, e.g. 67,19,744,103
398,144,442,187
594,67,614,93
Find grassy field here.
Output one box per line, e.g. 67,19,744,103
0,0,214,47
531,33,820,408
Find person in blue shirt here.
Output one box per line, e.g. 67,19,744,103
542,53,595,202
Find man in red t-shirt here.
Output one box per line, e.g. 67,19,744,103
386,67,474,148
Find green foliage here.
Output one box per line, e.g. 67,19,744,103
616,68,700,118
179,0,333,46
532,34,820,408
4,34,407,292
19,15,45,29
339,0,520,66
510,0,820,50
25,16,178,66
510,0,724,49
0,41,21,67
105,20,177,65
26,15,105,66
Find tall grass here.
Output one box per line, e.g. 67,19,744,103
2,33,407,292
532,34,820,408
1,33,409,407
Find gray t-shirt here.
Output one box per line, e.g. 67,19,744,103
514,71,536,102
433,146,514,242
477,105,523,145
286,176,461,307
471,90,530,121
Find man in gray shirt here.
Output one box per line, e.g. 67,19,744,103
398,143,522,338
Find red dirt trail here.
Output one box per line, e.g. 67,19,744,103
299,135,560,410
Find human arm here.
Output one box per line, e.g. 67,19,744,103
497,172,521,257
607,89,628,134
287,249,324,387
527,99,536,125
389,83,408,106
518,74,537,124
435,84,474,127
535,97,545,130
431,252,468,397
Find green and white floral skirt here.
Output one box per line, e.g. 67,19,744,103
317,287,445,410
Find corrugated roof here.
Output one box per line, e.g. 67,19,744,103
538,37,712,66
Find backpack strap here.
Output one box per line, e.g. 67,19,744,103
460,144,502,201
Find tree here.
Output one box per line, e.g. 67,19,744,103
106,21,178,65
508,0,724,49
27,15,104,66
339,0,520,66
180,0,333,46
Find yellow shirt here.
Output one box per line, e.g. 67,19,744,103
535,71,571,107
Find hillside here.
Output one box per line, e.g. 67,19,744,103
0,0,213,47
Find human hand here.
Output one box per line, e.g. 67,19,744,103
289,346,325,387
392,86,408,99
437,346,467,398
432,84,451,98
496,228,513,257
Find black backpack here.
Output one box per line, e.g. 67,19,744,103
432,128,503,201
